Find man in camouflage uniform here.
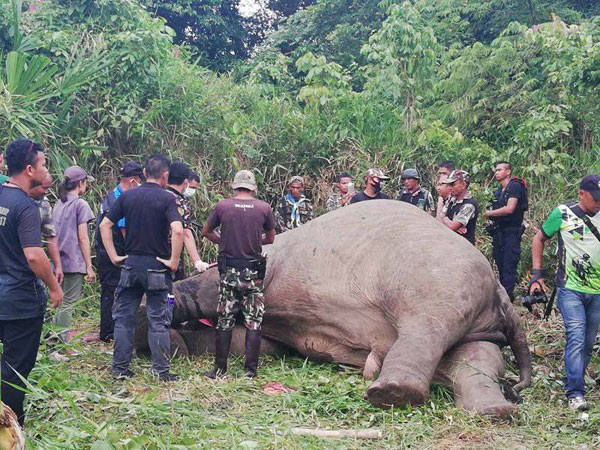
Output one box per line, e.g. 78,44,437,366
29,172,63,284
167,162,209,281
326,173,355,212
202,170,276,378
217,268,265,332
396,168,434,215
275,175,313,233
439,170,479,245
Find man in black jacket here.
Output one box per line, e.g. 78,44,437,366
484,161,528,301
95,161,142,342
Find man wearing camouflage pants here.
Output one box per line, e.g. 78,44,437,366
201,170,276,378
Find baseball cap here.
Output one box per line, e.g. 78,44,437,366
365,168,390,180
401,168,420,180
120,161,143,178
288,175,305,186
232,170,257,190
442,170,470,185
580,174,600,202
64,166,94,183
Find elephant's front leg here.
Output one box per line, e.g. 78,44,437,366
366,320,449,408
436,341,518,419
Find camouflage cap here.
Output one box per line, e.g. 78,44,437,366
232,170,257,190
401,168,420,180
365,168,390,180
288,175,305,186
442,170,470,185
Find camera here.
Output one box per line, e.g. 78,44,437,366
520,291,548,309
485,196,498,235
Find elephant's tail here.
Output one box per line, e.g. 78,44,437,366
498,283,532,392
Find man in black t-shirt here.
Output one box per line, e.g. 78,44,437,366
202,170,276,379
100,154,184,382
0,140,63,425
349,168,391,204
484,161,528,301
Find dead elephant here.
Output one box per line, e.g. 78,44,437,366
135,200,531,418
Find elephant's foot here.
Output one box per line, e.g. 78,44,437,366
366,379,427,408
437,341,518,420
365,328,445,408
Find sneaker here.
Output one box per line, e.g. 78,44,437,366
568,396,589,411
158,373,179,382
113,370,135,381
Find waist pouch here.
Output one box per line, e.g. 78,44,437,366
218,255,267,278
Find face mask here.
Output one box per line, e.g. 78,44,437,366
373,181,382,193
183,187,197,198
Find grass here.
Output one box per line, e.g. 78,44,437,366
18,297,600,449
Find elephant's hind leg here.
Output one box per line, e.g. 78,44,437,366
366,324,447,409
437,341,517,419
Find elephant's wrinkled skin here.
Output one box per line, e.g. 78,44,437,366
136,200,531,418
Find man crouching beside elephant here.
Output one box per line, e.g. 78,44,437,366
201,170,276,378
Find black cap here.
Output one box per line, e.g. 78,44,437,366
580,174,600,202
120,161,143,178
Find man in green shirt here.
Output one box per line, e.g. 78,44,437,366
530,174,600,411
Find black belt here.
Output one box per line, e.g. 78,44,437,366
218,255,256,272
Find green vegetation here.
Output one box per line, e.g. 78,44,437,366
1,0,596,274
1,0,600,446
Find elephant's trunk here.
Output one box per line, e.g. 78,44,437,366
499,286,532,392
172,280,204,324
171,269,220,324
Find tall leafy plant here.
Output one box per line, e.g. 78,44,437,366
361,1,439,137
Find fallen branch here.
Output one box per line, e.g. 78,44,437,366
290,428,382,439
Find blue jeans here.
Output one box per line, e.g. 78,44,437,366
557,287,600,398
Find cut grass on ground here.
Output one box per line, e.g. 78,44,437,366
18,306,600,449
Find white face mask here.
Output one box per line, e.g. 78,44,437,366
183,187,197,198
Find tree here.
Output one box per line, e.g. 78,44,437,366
268,0,315,19
362,1,439,137
141,0,267,71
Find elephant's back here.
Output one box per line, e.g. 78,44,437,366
264,200,494,296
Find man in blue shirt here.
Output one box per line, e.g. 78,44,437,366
95,161,142,342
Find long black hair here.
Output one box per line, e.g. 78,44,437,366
58,176,81,202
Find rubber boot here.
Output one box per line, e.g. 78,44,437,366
204,329,233,379
244,329,262,378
